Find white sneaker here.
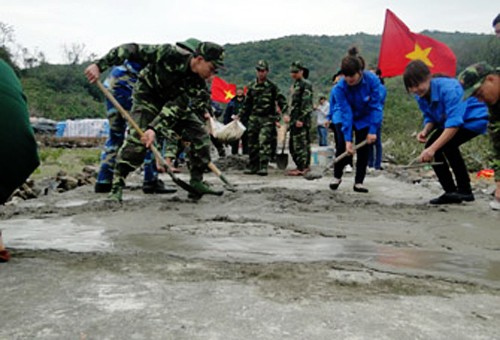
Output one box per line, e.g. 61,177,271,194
345,165,353,173
489,200,500,211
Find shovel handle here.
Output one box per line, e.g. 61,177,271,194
333,140,368,164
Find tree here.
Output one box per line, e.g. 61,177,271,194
62,43,88,65
0,22,14,48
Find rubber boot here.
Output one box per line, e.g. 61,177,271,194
108,179,124,202
189,179,224,199
257,161,268,176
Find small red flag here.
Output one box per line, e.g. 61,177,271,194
378,9,457,77
211,76,237,104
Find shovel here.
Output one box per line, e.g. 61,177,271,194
322,140,367,175
276,124,288,170
96,80,202,197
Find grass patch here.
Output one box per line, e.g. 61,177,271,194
33,147,101,179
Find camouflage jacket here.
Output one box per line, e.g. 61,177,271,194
290,78,313,125
95,43,211,132
241,78,288,122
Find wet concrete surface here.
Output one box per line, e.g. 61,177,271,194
1,167,500,339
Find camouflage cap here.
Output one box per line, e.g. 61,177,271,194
195,42,225,68
290,60,305,73
256,60,269,71
176,38,201,53
458,62,495,98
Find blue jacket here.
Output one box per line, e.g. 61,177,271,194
415,78,488,135
334,71,383,142
327,85,342,124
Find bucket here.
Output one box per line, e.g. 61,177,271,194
311,146,334,166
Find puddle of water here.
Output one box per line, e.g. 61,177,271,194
1,218,111,252
159,236,500,286
55,199,89,208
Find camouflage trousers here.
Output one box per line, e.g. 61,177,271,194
247,116,277,170
113,103,211,186
489,113,500,181
96,107,157,184
289,123,311,170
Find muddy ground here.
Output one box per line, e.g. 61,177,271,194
0,156,499,339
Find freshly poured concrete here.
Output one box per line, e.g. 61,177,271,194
1,169,499,339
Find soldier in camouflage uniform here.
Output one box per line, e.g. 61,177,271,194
458,62,500,210
85,41,225,201
286,61,313,176
242,60,288,176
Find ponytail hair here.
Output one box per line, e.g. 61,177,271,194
341,46,365,76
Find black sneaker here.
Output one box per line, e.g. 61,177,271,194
353,183,369,193
95,182,112,193
452,191,475,202
329,178,342,191
142,179,177,194
429,192,462,205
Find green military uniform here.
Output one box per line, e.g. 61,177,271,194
243,60,288,175
93,42,225,200
0,59,40,204
289,61,313,171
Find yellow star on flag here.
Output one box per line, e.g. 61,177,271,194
405,43,433,67
224,90,235,100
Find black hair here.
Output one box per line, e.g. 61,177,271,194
319,96,327,100
340,47,365,76
403,60,431,92
375,68,385,85
493,13,500,27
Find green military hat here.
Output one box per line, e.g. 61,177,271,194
290,60,305,73
290,60,309,79
256,60,269,71
458,62,495,98
195,42,225,68
176,38,201,53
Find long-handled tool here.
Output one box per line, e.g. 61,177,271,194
175,118,237,192
276,123,289,170
207,163,237,192
322,140,368,174
96,80,201,196
398,156,443,169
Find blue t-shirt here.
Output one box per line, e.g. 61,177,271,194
334,71,383,142
415,77,488,134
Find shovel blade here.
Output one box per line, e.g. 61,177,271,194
276,153,288,170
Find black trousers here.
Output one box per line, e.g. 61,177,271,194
426,128,478,193
334,126,369,184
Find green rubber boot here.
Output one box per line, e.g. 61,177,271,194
107,180,124,202
189,179,224,198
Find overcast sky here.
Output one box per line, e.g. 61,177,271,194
1,0,498,64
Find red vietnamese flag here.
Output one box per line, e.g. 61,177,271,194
378,9,457,77
211,76,237,104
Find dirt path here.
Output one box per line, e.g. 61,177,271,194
1,166,499,339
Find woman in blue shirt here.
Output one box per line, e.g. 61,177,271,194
403,60,489,204
330,47,383,193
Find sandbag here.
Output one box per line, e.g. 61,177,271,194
208,116,246,142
